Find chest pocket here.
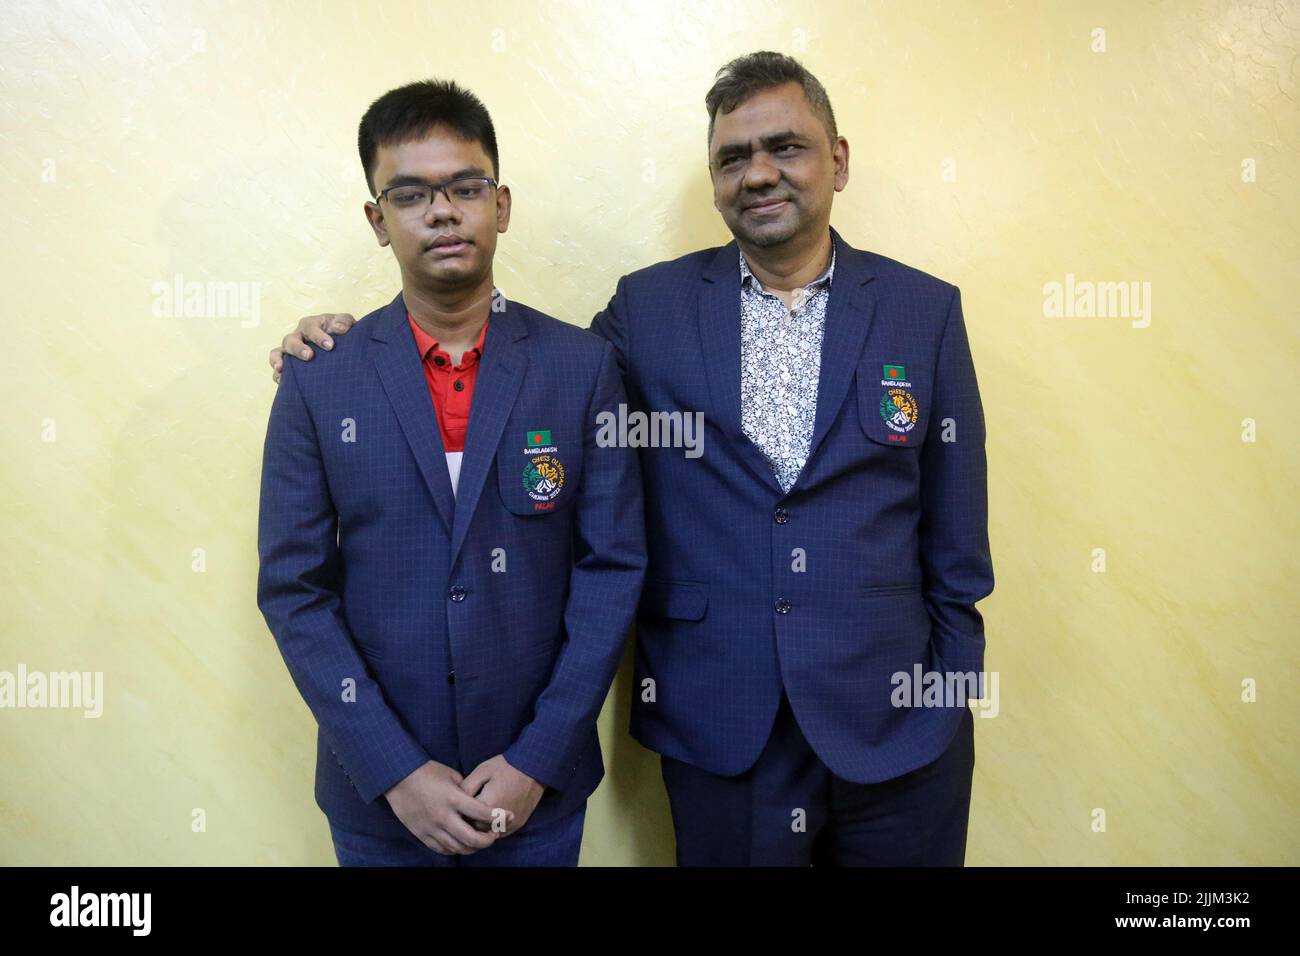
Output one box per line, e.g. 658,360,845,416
857,358,932,448
495,426,583,516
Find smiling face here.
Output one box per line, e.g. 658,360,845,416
708,82,848,251
363,125,511,292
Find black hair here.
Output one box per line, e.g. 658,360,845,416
705,51,837,148
358,79,499,195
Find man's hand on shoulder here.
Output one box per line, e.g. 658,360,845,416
268,313,358,383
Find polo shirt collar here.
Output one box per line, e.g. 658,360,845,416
408,312,490,369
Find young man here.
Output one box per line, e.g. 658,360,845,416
273,53,993,867
256,80,645,866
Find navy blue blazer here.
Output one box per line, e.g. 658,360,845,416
590,227,993,783
257,292,646,838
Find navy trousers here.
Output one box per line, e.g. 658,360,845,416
328,803,586,867
660,695,975,866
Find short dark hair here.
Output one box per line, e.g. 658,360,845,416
357,79,499,196
704,51,838,148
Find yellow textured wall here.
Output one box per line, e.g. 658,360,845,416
1,0,1296,865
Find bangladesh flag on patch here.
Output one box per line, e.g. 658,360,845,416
883,364,906,380
527,430,552,446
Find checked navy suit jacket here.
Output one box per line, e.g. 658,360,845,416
257,291,646,838
590,226,994,783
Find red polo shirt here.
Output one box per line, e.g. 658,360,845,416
408,313,489,454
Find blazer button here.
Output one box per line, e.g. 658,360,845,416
774,508,789,524
447,670,456,685
774,597,792,614
448,585,467,602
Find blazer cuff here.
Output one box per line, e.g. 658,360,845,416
503,736,578,794
928,630,987,699
353,739,431,806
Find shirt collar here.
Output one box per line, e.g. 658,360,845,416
408,312,489,369
739,243,836,294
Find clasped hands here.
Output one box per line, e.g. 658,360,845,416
384,754,544,856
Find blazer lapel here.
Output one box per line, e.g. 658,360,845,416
796,229,879,488
370,292,457,534
448,299,528,568
697,241,786,496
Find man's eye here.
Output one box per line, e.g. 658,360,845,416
454,185,485,199
390,188,425,204
776,144,800,154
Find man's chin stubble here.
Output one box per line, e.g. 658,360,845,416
737,221,800,248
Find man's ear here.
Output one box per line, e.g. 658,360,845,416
495,184,512,234
833,137,850,192
709,163,721,212
364,200,391,247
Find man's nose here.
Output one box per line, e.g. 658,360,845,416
742,152,781,191
425,187,462,225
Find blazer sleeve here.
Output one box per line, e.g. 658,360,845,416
918,286,995,697
504,341,647,790
256,359,430,804
588,275,631,377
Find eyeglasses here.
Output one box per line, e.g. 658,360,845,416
374,177,498,215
